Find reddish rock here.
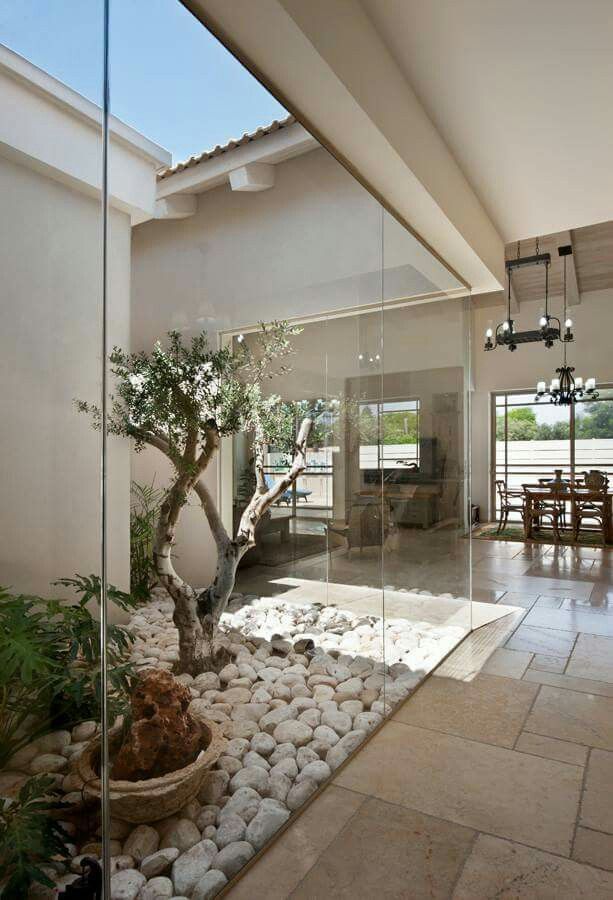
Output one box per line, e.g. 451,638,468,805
112,670,203,781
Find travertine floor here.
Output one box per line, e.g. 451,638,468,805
227,540,613,899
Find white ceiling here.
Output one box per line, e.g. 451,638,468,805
362,0,613,242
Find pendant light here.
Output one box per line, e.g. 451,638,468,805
535,246,597,405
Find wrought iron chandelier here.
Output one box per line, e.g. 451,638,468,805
535,246,598,405
484,238,573,352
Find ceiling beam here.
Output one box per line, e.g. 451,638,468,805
182,0,505,294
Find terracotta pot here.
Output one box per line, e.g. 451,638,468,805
77,717,225,824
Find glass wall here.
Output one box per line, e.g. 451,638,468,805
0,2,471,896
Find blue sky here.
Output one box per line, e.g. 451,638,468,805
0,0,287,162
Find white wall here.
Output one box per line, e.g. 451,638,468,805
0,154,131,595
471,288,613,519
0,44,170,225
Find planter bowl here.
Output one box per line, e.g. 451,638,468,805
77,716,225,823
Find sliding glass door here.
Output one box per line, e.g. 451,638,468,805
493,388,613,519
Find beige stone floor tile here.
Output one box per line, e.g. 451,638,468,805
513,545,555,559
580,749,613,834
433,610,526,682
472,541,525,558
573,827,613,871
564,547,613,562
506,624,576,657
590,582,613,605
506,575,594,600
523,668,613,698
530,653,567,673
453,833,613,899
289,798,475,900
394,673,538,748
525,685,613,750
334,721,582,855
524,606,613,637
496,591,538,608
471,602,519,629
515,731,588,766
482,647,533,679
535,595,564,608
566,634,613,683
562,596,613,615
471,587,508,604
527,559,597,578
226,785,366,900
474,557,535,575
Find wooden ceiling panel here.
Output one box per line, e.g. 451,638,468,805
504,220,613,305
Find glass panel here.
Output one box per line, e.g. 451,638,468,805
381,209,472,705
89,2,472,892
0,4,106,896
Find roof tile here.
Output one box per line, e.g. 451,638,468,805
157,114,295,181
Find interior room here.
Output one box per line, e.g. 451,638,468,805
1,2,612,898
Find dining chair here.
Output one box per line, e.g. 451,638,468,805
572,475,610,547
523,484,562,544
495,479,525,533
538,478,569,529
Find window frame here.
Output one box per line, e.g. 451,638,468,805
358,396,421,472
490,385,613,519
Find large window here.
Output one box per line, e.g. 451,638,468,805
359,398,420,470
493,388,613,518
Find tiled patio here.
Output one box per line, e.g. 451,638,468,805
227,540,613,898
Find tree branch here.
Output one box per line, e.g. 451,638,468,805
192,478,230,550
237,417,313,549
254,440,267,494
140,430,172,457
196,420,220,474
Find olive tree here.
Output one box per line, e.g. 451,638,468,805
78,325,313,674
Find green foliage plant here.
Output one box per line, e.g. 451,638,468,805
0,576,136,770
130,481,164,601
0,776,69,898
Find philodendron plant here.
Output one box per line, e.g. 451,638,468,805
0,576,135,770
78,324,315,675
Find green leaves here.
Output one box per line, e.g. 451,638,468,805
130,481,164,601
0,775,70,898
0,591,60,685
76,322,304,470
0,577,137,769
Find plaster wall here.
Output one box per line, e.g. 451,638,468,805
0,154,131,595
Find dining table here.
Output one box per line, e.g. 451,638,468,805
522,485,613,543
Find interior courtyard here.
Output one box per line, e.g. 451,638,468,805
1,1,612,898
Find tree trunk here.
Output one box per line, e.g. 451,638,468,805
152,417,313,675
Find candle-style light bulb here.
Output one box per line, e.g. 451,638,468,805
539,316,548,327
575,377,583,389
537,381,546,393
565,318,573,329
485,327,493,338
502,321,510,331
